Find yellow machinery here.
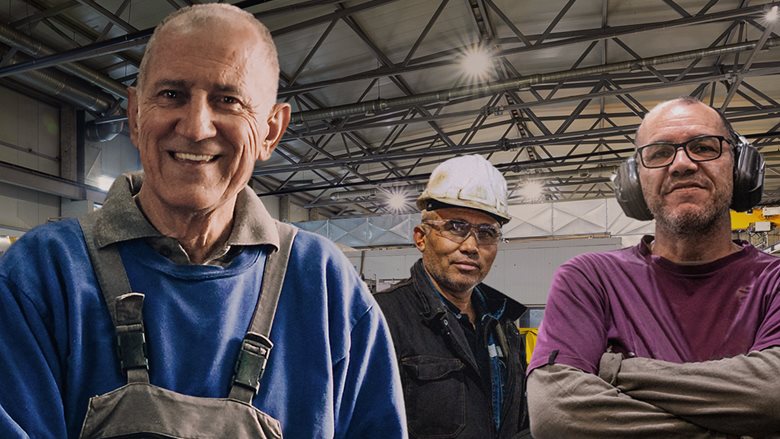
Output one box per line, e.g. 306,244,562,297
730,208,780,231
519,328,538,364
731,208,780,251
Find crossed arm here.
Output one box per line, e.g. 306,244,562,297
528,347,780,439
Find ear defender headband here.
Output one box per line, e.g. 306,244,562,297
613,132,765,221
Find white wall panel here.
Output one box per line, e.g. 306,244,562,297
505,198,653,239
606,198,656,235
0,86,61,232
504,204,553,237
0,181,60,231
552,199,607,235
0,85,60,177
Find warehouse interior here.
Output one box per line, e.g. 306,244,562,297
1,0,780,313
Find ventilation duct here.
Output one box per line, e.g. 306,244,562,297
85,119,124,142
0,22,128,99
11,66,115,113
0,22,124,114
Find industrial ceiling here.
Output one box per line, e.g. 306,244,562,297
1,0,779,219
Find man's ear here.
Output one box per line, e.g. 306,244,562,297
413,225,427,252
127,86,140,149
257,103,291,161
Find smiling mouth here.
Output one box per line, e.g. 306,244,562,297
170,152,218,163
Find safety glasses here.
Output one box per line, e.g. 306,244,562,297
423,219,502,246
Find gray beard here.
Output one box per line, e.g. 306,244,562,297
652,200,729,236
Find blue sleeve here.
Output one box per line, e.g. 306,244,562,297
333,304,408,439
0,272,68,438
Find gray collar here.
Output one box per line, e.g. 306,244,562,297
90,172,280,262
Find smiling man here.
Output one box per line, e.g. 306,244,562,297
375,155,531,439
527,97,780,438
0,4,405,438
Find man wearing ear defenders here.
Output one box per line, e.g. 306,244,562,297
526,97,780,438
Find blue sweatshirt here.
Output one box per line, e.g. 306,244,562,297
0,218,406,438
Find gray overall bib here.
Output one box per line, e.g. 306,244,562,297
77,214,296,438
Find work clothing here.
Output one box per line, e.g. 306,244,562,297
528,235,780,438
376,259,530,439
77,204,295,438
0,173,406,439
530,235,780,375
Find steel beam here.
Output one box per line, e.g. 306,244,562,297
280,3,779,97
291,37,780,124
0,160,105,203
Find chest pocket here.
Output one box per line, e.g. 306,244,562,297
401,356,465,438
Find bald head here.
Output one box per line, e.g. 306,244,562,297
137,4,279,96
635,97,733,146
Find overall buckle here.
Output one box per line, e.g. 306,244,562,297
232,332,274,394
116,323,149,371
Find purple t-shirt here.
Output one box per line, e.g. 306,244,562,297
528,236,780,375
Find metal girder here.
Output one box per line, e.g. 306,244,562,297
74,0,138,33
0,160,105,203
260,123,640,176
284,63,780,140
291,36,780,124
10,2,78,28
280,3,778,97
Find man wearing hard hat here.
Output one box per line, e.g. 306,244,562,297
375,155,531,439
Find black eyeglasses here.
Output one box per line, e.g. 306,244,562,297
636,135,731,169
423,219,502,246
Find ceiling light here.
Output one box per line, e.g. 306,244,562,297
459,45,493,81
96,175,115,192
519,180,545,202
766,5,779,23
382,186,412,213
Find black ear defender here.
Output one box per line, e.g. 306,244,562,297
613,133,765,221
731,134,765,212
613,157,654,221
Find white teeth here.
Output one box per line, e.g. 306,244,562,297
173,152,216,162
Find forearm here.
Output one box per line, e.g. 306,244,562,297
527,364,728,439
600,348,780,436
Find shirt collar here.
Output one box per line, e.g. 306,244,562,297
92,172,280,261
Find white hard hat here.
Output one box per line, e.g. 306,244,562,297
417,155,511,224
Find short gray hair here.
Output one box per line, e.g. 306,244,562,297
136,4,279,94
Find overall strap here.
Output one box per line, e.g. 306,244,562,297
80,215,150,384
229,221,298,403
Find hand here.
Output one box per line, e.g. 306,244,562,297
598,351,623,385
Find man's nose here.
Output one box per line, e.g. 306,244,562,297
668,146,698,176
176,97,217,141
459,231,480,252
